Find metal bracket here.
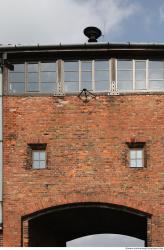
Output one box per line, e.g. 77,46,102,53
109,81,119,95
54,82,65,96
78,88,96,102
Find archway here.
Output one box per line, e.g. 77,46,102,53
23,202,150,247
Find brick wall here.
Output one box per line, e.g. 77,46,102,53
3,94,164,246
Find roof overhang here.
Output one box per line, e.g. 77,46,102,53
1,42,164,61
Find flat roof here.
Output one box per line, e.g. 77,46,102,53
1,42,164,52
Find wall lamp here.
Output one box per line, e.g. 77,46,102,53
0,53,14,71
78,88,96,102
0,59,14,70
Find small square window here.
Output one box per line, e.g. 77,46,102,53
32,150,46,169
126,142,145,168
28,143,47,169
129,148,143,168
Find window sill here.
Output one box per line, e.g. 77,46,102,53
5,90,164,96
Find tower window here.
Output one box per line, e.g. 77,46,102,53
126,142,145,168
32,150,46,169
129,148,144,168
28,143,47,169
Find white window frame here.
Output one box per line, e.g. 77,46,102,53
9,61,57,94
32,149,46,169
129,148,144,168
116,59,148,93
116,59,164,93
63,60,111,93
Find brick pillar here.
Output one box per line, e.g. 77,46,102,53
147,217,152,246
0,230,3,246
22,220,29,247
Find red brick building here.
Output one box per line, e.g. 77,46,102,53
0,38,164,246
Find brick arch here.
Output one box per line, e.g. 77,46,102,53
21,195,154,218
22,201,151,247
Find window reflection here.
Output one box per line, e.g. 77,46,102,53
117,60,133,91
27,83,39,92
10,73,24,82
28,63,38,72
40,72,56,83
64,61,78,71
64,61,79,92
81,61,92,71
9,83,25,93
40,82,56,93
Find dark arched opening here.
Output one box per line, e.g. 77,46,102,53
25,202,150,247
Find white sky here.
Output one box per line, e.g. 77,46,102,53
67,234,144,247
0,0,139,44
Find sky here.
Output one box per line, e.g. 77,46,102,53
67,234,144,247
1,0,164,45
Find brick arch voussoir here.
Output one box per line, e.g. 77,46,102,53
22,194,153,220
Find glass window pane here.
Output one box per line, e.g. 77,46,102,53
64,72,79,81
117,60,132,69
81,82,92,91
130,159,136,167
130,150,136,159
41,62,56,72
95,71,108,81
40,82,57,93
27,83,39,92
149,80,164,90
12,64,24,72
135,61,146,69
81,62,92,71
28,73,38,83
64,61,79,71
135,71,146,81
136,159,143,167
95,61,108,70
149,70,163,79
10,73,24,82
40,72,56,82
40,151,46,160
33,151,40,160
28,64,38,72
117,71,132,81
9,83,25,93
136,149,143,158
65,82,79,92
39,161,46,168
95,81,109,91
32,161,40,169
81,71,92,81
135,81,146,90
149,61,163,69
117,81,133,91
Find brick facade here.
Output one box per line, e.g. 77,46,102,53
2,94,164,246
